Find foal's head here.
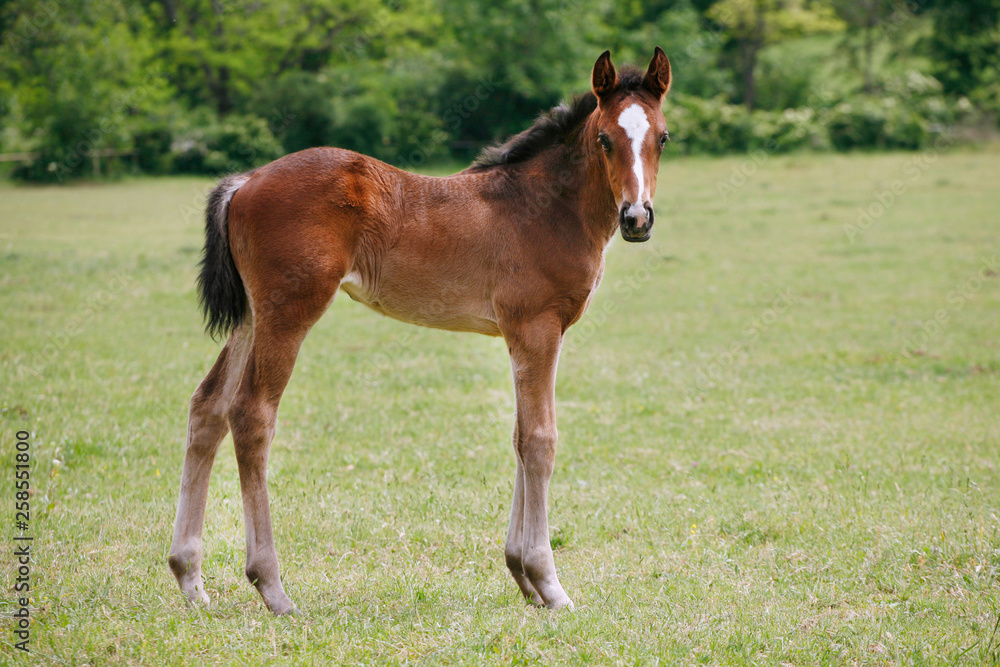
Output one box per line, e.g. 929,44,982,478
591,48,672,242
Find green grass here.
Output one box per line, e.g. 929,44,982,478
1,146,999,665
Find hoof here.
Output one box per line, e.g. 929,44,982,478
169,553,210,607
271,603,298,617
188,588,211,607
545,595,575,611
174,577,211,608
265,596,298,616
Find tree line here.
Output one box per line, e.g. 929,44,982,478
0,0,997,182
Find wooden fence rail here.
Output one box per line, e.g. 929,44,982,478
0,149,135,177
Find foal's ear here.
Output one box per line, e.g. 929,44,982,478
592,50,618,102
641,46,672,100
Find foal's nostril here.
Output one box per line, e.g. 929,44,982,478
645,205,654,228
619,204,636,229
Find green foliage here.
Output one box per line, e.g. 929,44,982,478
326,58,450,165
252,72,340,154
433,0,594,143
754,53,817,111
671,94,828,153
668,94,753,153
0,0,998,181
604,0,733,99
132,118,176,175
753,106,828,150
667,94,826,155
753,35,832,110
826,97,928,150
829,0,900,93
169,110,284,174
146,0,387,114
707,0,844,44
706,0,845,108
928,0,1000,97
668,79,972,155
1,0,171,181
970,81,1000,121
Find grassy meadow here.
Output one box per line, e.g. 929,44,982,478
1,147,999,664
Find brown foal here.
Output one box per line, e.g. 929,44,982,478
168,48,671,615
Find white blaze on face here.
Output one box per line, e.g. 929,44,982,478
617,103,650,204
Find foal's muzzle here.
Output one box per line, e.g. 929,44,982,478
619,201,654,242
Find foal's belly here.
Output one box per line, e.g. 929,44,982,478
339,272,502,336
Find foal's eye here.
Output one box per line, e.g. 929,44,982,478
659,132,669,148
598,134,611,152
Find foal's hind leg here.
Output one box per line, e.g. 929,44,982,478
503,313,574,610
228,328,301,614
169,324,253,605
229,274,339,614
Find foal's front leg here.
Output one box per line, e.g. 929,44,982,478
504,428,544,606
504,315,574,610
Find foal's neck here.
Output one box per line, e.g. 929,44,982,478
518,119,618,248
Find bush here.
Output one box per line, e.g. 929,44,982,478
252,64,451,166
666,94,752,154
252,72,339,154
133,120,174,175
826,99,888,150
325,92,395,161
388,106,449,169
883,70,945,100
667,95,827,154
666,93,962,155
826,97,930,150
755,49,821,111
10,101,131,183
169,111,283,175
750,108,829,152
969,82,1000,124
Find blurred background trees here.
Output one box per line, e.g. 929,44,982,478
0,0,997,181
706,0,844,109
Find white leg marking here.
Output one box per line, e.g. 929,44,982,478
617,104,650,203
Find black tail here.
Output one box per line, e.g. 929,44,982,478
197,173,251,340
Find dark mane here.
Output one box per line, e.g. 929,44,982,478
468,66,646,171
